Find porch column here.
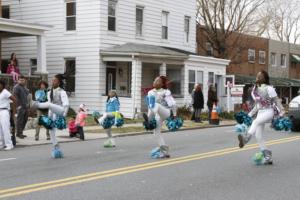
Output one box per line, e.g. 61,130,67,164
159,62,166,76
131,58,142,118
37,35,47,73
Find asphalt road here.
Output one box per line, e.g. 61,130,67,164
0,126,300,200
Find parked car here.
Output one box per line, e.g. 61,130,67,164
288,95,300,132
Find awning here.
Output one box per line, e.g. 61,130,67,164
291,54,300,63
0,18,51,37
234,74,300,87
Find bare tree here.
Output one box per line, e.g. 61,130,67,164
197,0,265,59
263,0,300,44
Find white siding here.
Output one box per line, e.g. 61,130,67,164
2,0,102,112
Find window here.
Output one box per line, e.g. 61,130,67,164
2,5,9,19
259,51,266,64
108,0,117,31
136,6,143,36
208,72,214,85
271,52,276,66
167,68,182,96
30,59,37,75
280,54,286,67
184,16,190,43
188,70,204,93
162,11,168,39
248,49,255,63
65,59,76,92
206,42,213,56
188,70,196,93
66,1,76,31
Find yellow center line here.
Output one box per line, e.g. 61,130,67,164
0,135,300,199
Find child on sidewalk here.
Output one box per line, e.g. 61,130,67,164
68,116,77,137
75,104,88,140
98,90,120,148
143,76,177,158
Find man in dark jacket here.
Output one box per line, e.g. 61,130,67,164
192,84,204,123
13,76,30,139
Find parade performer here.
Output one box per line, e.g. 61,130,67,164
237,70,285,164
32,74,69,157
98,90,120,148
143,76,177,158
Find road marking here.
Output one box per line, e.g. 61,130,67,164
0,158,16,162
0,136,300,198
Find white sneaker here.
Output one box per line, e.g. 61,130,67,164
4,145,14,151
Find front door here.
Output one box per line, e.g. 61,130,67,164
106,68,116,95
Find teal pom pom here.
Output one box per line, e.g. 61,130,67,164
165,117,184,131
143,118,157,130
101,117,115,129
234,123,247,134
115,118,124,127
272,117,292,131
35,90,47,102
234,111,252,127
51,147,63,159
151,147,162,159
92,111,101,119
252,152,264,165
38,115,53,129
54,116,67,130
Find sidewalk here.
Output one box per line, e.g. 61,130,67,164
16,120,236,146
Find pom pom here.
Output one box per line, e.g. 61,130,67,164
143,118,157,130
150,147,162,159
271,117,292,131
115,118,124,127
101,117,115,129
51,147,63,159
92,111,101,119
54,116,67,130
234,123,248,134
252,152,264,165
35,90,47,102
112,112,124,127
165,117,184,132
38,115,53,129
234,111,252,127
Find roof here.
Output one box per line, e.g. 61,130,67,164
0,18,52,37
101,43,192,58
234,74,300,87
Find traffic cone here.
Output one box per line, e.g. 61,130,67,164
210,103,220,125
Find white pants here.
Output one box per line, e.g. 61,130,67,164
38,102,64,147
99,112,114,138
148,104,171,146
38,102,64,116
248,109,274,150
0,110,13,148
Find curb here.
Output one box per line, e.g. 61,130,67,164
15,123,235,148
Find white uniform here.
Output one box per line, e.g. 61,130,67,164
0,89,13,149
248,84,284,150
147,88,176,146
38,87,69,146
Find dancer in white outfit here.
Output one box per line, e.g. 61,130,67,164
33,74,69,148
0,80,16,150
237,70,284,164
143,76,177,158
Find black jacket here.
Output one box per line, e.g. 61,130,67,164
193,90,204,109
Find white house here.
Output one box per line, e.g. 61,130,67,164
1,0,229,118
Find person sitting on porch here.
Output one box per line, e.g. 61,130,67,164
6,53,20,83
